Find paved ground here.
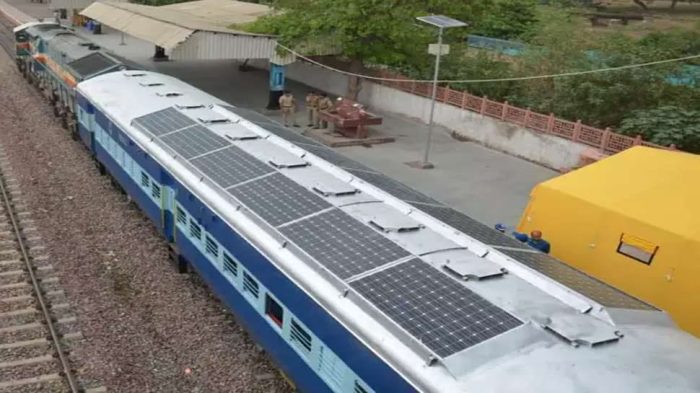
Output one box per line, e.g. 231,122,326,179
10,3,557,226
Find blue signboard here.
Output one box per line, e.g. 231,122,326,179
270,64,286,91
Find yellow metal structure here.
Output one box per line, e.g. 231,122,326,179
518,147,700,337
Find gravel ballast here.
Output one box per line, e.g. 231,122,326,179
0,50,292,392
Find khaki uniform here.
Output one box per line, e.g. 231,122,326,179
305,93,319,126
316,97,334,129
278,94,296,126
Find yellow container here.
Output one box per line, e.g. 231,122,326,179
518,146,700,337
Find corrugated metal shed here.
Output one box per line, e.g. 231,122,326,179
49,0,125,12
80,0,294,63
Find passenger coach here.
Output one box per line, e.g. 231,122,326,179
75,71,700,393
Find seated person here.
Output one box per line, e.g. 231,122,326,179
494,224,551,254
513,230,551,254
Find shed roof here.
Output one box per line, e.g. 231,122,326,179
80,0,291,62
537,147,700,239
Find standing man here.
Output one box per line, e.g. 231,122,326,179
305,91,319,127
315,93,334,129
278,91,297,127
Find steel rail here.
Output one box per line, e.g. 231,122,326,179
0,166,80,392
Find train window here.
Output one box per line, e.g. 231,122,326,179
151,184,161,200
223,252,238,277
290,319,312,353
265,295,284,328
189,219,202,241
242,272,259,298
176,206,187,226
354,381,369,393
205,235,219,258
140,171,149,188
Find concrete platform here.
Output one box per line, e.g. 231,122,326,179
303,127,395,148
6,0,557,227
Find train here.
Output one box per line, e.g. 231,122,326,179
13,19,133,132
12,20,700,393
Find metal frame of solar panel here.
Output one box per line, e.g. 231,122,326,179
228,173,332,227
409,202,531,250
498,249,654,310
280,209,410,280
351,258,522,357
160,125,230,160
348,169,440,205
190,145,274,189
66,52,117,78
132,107,198,137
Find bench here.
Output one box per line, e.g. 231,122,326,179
318,98,383,139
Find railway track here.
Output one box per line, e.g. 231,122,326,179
0,148,78,392
0,11,15,56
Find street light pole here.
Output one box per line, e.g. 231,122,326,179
422,26,444,168
409,15,467,170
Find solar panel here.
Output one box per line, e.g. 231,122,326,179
499,249,655,310
132,107,198,137
280,209,411,280
161,125,230,159
228,173,332,227
409,202,531,250
67,52,116,78
301,145,376,172
417,15,468,28
348,169,440,204
190,145,274,188
351,258,522,357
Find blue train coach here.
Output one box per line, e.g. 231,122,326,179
74,70,700,393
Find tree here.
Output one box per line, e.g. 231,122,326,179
247,0,491,98
473,0,539,40
620,107,700,152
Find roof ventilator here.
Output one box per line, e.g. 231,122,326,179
198,116,231,125
139,82,164,87
269,157,309,169
533,313,622,348
369,215,423,233
175,104,206,110
123,71,146,77
312,183,359,197
443,253,506,280
156,92,183,98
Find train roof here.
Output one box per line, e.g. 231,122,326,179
77,71,700,393
26,25,128,79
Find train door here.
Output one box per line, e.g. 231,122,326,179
160,172,176,243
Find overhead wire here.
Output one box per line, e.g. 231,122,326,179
275,43,700,85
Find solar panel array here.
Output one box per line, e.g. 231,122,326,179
280,209,411,279
351,259,523,357
191,145,273,188
228,173,332,227
221,105,278,127
130,103,651,358
161,125,230,159
67,52,116,78
132,107,197,136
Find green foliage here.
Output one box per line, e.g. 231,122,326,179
248,0,489,67
620,107,700,152
473,0,539,40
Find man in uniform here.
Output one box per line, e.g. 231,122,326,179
305,91,319,127
315,93,334,129
278,91,297,127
